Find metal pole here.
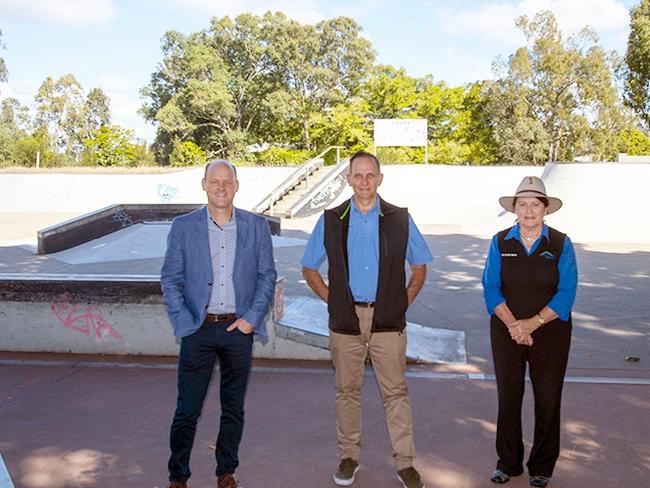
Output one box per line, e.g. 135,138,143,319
36,151,40,168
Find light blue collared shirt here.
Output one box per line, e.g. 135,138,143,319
301,197,433,302
482,223,578,320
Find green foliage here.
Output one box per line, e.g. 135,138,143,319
169,140,206,167
141,13,374,161
0,29,7,86
84,88,110,136
82,125,137,166
132,142,157,166
482,10,625,164
376,147,426,164
617,127,650,155
254,146,313,166
457,83,499,165
15,134,54,167
35,74,113,162
0,126,16,164
427,140,470,164
310,99,372,155
624,0,650,129
363,65,417,118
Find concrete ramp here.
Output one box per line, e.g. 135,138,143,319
277,296,467,364
48,222,307,265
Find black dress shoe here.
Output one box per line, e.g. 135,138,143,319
490,469,511,484
529,475,551,487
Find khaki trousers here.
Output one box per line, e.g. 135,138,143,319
329,305,416,470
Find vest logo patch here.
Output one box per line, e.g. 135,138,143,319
501,253,518,257
540,251,555,260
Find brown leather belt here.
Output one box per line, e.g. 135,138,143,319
204,313,237,323
354,301,375,308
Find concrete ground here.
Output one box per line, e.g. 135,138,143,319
2,213,649,373
1,213,649,487
0,354,648,488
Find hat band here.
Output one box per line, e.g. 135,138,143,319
515,189,547,197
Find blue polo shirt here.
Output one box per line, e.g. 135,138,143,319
482,224,578,320
301,197,433,302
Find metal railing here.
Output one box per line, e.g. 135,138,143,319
252,146,343,215
287,156,350,218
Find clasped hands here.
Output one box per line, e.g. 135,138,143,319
507,318,537,346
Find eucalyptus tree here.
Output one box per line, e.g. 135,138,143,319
141,13,374,160
0,29,7,88
484,11,625,164
624,0,650,129
35,74,112,162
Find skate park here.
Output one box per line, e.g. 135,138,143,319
0,161,649,488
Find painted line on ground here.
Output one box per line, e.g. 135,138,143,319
0,453,15,488
2,359,649,385
468,373,650,385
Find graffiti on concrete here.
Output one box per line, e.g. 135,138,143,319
158,183,178,203
112,210,133,228
50,292,123,340
309,174,344,210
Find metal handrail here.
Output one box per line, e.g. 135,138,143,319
287,156,350,218
252,146,343,215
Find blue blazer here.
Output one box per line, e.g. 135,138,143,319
160,206,277,340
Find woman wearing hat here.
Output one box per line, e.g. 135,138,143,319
482,176,577,487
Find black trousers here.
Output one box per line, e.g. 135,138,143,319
168,321,253,483
490,317,571,477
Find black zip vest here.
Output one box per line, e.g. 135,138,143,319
324,198,409,334
495,226,571,326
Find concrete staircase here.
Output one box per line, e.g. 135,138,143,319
268,165,332,218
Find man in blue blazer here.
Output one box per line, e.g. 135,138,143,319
161,159,277,488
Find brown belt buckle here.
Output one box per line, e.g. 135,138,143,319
205,313,236,323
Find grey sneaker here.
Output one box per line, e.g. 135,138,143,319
397,466,425,488
333,458,359,486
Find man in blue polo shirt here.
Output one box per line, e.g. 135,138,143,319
301,151,433,488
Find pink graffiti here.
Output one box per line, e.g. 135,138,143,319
50,292,123,340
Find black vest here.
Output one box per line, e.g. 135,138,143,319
324,198,409,334
496,226,571,326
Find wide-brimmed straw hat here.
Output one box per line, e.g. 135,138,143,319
499,176,563,214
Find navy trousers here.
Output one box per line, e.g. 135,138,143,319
490,318,571,478
168,321,253,483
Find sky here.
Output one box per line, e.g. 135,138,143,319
0,0,642,142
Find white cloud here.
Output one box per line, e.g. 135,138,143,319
441,0,629,45
0,0,117,26
440,48,496,85
0,78,40,107
109,93,155,142
168,0,326,24
97,74,136,93
440,3,523,44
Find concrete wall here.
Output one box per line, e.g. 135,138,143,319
2,162,649,243
0,292,329,361
0,167,295,214
327,163,650,243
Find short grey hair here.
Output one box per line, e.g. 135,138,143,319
204,159,237,179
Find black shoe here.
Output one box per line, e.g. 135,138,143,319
529,475,551,487
396,466,425,488
333,458,359,486
490,469,511,484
